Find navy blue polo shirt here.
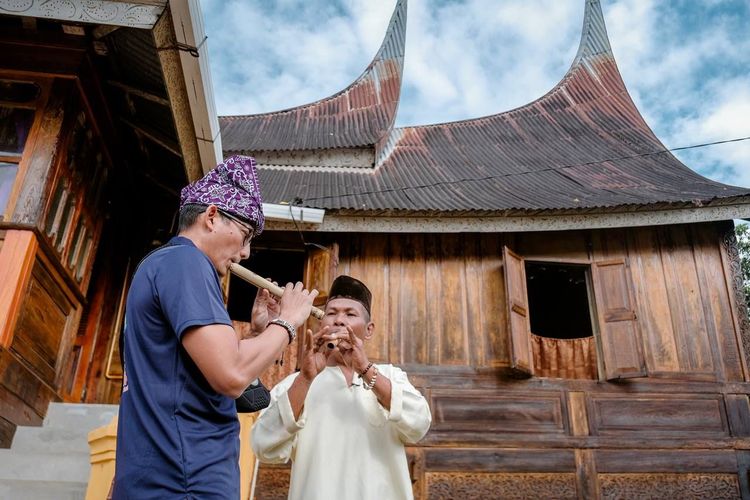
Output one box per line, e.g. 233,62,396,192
113,236,239,500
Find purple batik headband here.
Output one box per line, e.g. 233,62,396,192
179,155,265,234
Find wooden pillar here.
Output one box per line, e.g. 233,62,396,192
569,391,599,499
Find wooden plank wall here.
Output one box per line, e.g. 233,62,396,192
338,232,508,367
333,223,743,381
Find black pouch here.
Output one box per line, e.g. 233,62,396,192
235,379,271,413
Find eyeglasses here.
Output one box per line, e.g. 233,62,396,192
218,210,254,247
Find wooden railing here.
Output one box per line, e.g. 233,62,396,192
85,413,259,499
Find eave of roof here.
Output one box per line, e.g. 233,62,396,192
263,197,750,233
0,0,166,29
219,0,407,153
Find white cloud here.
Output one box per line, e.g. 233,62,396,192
669,78,750,186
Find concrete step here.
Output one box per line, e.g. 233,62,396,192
0,479,86,500
0,403,119,500
0,450,90,483
42,402,118,430
11,403,118,453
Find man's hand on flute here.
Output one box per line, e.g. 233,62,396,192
247,278,280,338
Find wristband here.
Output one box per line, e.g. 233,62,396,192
363,366,378,390
359,362,374,378
269,318,296,344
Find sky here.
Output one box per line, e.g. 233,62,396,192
200,0,750,190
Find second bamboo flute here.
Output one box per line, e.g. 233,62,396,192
229,263,325,320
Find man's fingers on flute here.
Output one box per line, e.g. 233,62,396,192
305,329,313,350
310,326,330,345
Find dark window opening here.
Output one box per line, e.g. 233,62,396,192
525,261,598,380
525,262,593,340
227,248,306,322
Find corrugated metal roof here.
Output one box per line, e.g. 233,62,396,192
229,0,750,214
219,0,406,153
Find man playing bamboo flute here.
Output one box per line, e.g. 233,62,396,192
252,275,432,500
113,155,318,499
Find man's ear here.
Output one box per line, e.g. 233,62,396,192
363,321,375,341
204,205,219,230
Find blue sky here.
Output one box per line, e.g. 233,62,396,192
200,0,750,189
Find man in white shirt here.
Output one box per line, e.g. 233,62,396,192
252,275,432,500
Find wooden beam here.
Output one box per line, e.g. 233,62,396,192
152,6,202,181
107,80,170,107
120,117,182,157
92,25,119,40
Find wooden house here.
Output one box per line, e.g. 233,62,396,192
219,0,750,498
0,0,223,446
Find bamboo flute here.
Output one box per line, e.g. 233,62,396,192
229,263,325,320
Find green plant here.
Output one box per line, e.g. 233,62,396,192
737,223,750,313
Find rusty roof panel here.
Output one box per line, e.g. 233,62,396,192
235,0,750,215
220,0,406,153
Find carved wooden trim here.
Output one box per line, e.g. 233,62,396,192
425,472,578,499
255,465,291,500
598,473,739,499
0,0,165,29
722,227,750,378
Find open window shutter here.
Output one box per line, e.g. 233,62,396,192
303,243,339,307
301,243,339,358
591,259,646,380
503,246,533,375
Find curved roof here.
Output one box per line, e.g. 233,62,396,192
219,0,406,153
230,0,750,215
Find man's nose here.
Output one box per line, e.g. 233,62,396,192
239,244,251,260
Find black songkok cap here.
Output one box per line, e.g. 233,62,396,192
328,275,372,315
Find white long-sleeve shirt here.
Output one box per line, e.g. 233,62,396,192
251,364,432,500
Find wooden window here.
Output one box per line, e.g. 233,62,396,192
0,79,41,217
525,261,598,380
0,162,18,216
503,246,646,381
41,100,107,288
526,262,593,339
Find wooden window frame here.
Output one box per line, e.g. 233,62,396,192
503,245,647,381
0,73,52,220
39,89,107,292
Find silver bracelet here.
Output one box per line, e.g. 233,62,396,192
268,318,296,344
363,366,378,390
